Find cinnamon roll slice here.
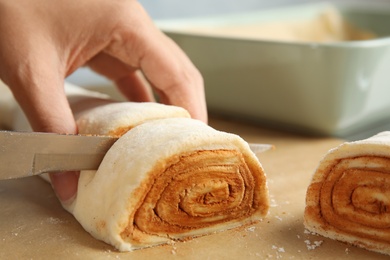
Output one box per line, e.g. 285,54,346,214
304,131,390,256
71,117,269,251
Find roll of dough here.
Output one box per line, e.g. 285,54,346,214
0,82,269,251
71,117,269,251
71,93,269,251
304,132,390,256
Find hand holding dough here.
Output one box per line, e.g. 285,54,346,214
0,82,269,251
0,0,207,203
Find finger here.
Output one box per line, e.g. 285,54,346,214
142,36,208,122
12,80,79,204
49,171,80,205
4,55,79,204
104,2,208,122
14,79,79,204
0,3,80,203
115,70,155,102
87,53,155,102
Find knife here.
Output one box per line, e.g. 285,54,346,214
0,130,273,180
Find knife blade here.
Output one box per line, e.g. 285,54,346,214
0,130,273,180
0,130,118,180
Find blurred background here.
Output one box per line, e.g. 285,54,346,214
138,0,388,19
68,0,387,86
67,0,390,140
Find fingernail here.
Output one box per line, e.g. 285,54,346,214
49,171,80,204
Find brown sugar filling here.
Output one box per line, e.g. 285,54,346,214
318,156,390,243
120,149,267,241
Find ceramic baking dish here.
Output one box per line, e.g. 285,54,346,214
156,2,390,137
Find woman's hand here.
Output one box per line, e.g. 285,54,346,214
0,0,207,203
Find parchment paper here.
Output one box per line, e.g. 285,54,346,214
1,116,388,259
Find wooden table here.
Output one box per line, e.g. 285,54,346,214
1,116,387,259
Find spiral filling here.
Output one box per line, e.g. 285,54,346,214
319,156,390,243
123,149,261,239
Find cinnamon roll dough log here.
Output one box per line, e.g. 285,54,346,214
73,98,191,137
0,81,191,132
0,82,269,251
69,117,269,252
304,131,390,256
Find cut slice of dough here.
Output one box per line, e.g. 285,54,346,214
69,89,269,251
71,117,269,251
0,82,269,251
304,131,390,256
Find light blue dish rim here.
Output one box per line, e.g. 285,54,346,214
157,1,390,49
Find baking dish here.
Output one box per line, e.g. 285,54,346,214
156,2,390,137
